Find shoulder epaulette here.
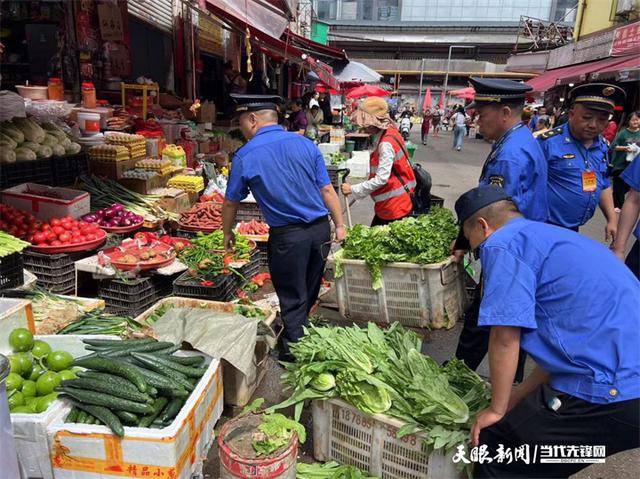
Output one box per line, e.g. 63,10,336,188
539,126,563,140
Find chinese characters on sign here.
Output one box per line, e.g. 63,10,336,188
611,21,640,56
452,444,606,465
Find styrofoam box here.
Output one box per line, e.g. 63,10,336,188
328,255,467,329
312,398,462,479
347,151,370,178
318,143,341,156
2,335,117,479
0,298,34,348
1,183,90,221
47,351,224,479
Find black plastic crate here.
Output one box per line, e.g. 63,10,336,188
238,253,261,279
0,159,54,189
52,153,89,187
28,264,75,280
173,271,238,301
22,251,76,271
175,229,198,239
430,194,445,208
235,202,264,223
256,241,268,268
99,277,156,297
38,275,75,294
102,290,157,311
326,165,349,190
0,253,24,290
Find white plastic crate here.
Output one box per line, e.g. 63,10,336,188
347,151,370,178
312,399,462,479
328,256,467,329
318,142,341,156
47,353,223,479
1,334,116,479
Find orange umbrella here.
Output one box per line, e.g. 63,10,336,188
450,87,475,100
346,84,390,99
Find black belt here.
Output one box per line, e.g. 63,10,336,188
269,215,329,235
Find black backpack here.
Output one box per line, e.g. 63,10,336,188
387,137,433,215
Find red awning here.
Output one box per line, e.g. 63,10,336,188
527,54,638,92
305,56,340,90
284,29,347,61
591,54,640,81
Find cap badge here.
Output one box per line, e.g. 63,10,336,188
603,86,615,97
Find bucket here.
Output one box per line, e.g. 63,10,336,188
344,140,355,153
218,414,298,478
78,112,101,134
0,354,21,479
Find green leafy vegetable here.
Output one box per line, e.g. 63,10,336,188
296,461,378,478
252,412,306,457
336,207,458,289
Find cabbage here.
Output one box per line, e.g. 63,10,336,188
310,373,336,392
0,148,16,163
12,117,45,143
42,133,59,146
65,142,81,155
51,144,65,157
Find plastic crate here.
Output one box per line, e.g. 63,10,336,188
430,194,445,208
173,271,238,301
312,399,460,479
98,276,156,297
0,252,24,289
0,158,54,189
39,275,76,294
326,165,349,189
175,228,198,239
238,251,261,279
22,251,76,270
52,152,89,186
235,201,265,223
256,241,268,267
103,294,158,316
328,256,467,330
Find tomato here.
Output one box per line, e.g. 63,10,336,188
26,235,34,243
58,232,71,243
35,372,60,396
6,372,23,391
28,364,45,381
9,328,33,352
50,218,61,227
52,226,65,236
36,392,58,413
85,234,96,241
50,240,62,246
17,229,26,238
37,242,48,247
12,353,33,378
31,340,51,359
58,370,76,381
21,380,37,398
8,391,25,409
77,236,87,243
62,216,73,223
33,232,46,243
47,351,74,372
46,232,57,242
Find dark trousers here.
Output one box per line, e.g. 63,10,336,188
371,213,411,227
455,282,527,382
268,216,331,361
476,384,640,478
625,239,640,279
612,175,630,209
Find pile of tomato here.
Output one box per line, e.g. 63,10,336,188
0,204,39,240
31,217,103,247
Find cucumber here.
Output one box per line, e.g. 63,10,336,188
87,341,177,357
85,415,96,425
138,397,169,428
75,403,125,437
61,378,153,404
77,371,158,397
82,338,156,349
131,354,194,391
115,410,139,426
125,363,178,389
156,387,189,398
157,354,205,366
134,353,206,378
159,398,185,424
150,418,165,429
57,387,153,415
76,410,89,423
73,356,149,393
65,408,79,423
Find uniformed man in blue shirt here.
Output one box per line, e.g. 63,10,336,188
454,185,639,478
222,94,346,361
612,155,640,278
538,83,626,236
453,78,548,382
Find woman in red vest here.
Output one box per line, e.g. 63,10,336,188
341,97,416,226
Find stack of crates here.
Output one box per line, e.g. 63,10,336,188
238,250,261,282
172,272,238,302
99,275,174,317
22,251,81,294
0,252,24,290
235,201,264,223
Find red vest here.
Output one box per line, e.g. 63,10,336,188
369,127,416,220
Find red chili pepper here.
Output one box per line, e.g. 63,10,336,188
200,280,214,286
251,272,271,287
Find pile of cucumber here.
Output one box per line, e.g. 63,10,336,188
57,338,207,437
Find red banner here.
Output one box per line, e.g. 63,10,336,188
611,21,640,56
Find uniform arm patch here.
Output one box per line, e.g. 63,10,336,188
489,175,505,187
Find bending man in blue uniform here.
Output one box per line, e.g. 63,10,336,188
612,155,640,278
538,83,625,236
453,78,548,382
454,185,640,478
222,95,346,361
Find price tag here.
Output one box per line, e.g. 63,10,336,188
582,171,597,192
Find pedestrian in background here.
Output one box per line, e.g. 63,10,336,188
287,98,308,132
431,108,442,137
609,111,640,209
532,117,551,138
521,108,533,128
538,83,625,236
421,108,432,145
603,116,619,143
452,105,467,151
319,92,333,125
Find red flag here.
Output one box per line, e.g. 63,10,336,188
422,88,432,112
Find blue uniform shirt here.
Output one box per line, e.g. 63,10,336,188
539,123,610,228
478,217,640,404
225,125,330,227
479,123,548,222
620,155,640,239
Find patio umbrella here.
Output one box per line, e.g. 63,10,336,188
422,88,432,112
450,87,475,101
334,61,382,84
346,84,390,99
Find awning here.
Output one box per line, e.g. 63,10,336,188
527,54,638,92
284,29,347,61
591,54,640,82
305,57,340,90
204,0,288,39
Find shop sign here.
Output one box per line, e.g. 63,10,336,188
611,22,640,56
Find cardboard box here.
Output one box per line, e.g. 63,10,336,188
1,183,90,220
181,101,216,124
89,157,137,179
151,187,193,213
197,140,211,154
119,173,168,195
